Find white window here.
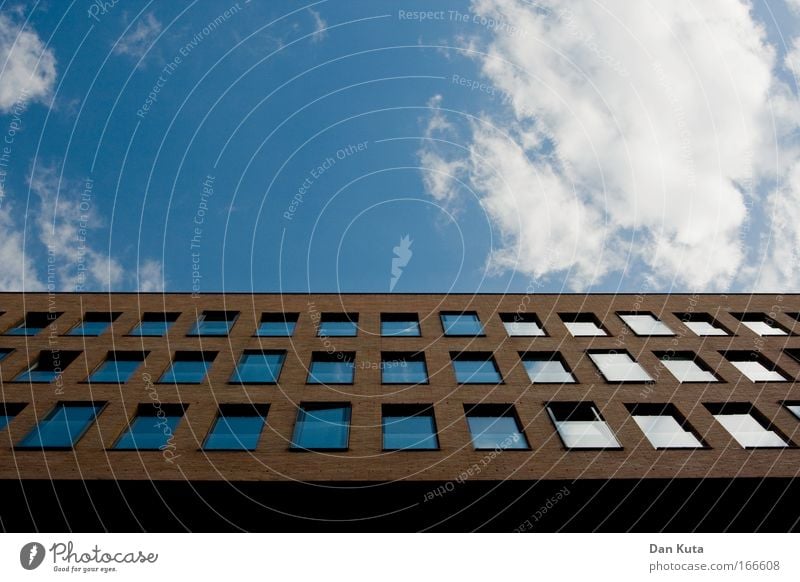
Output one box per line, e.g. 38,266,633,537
712,410,787,448
632,414,703,449
725,353,787,382
659,354,717,383
735,313,789,336
739,320,787,336
547,402,621,449
561,314,607,337
682,318,728,336
501,314,545,337
522,354,575,383
589,352,652,382
619,314,674,336
786,404,800,420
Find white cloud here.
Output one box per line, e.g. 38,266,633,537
420,0,800,290
309,8,327,42
0,13,57,113
137,259,164,292
29,164,124,291
0,204,44,290
113,13,161,59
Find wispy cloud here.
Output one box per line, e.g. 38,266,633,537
309,8,327,42
419,0,800,291
113,12,162,60
29,164,125,291
0,204,44,291
138,259,164,292
0,12,57,113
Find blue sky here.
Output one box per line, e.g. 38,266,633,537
1,1,800,294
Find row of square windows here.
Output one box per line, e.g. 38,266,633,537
2,310,797,338
1,346,798,385
1,400,799,451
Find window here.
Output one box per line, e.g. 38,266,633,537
740,313,792,335
381,352,428,384
785,403,800,421
450,352,502,384
656,352,718,383
723,351,787,382
158,351,216,384
441,312,484,336
14,351,80,383
256,313,297,337
307,352,355,384
203,404,268,451
128,312,180,337
732,313,789,336
230,350,285,383
17,402,104,449
290,403,350,450
0,348,12,362
521,352,576,383
618,313,674,336
381,313,421,337
627,404,704,449
547,402,622,449
0,403,25,430
88,352,147,383
706,403,789,448
675,313,729,336
500,313,546,336
589,351,652,382
464,404,529,450
114,405,185,450
317,313,358,337
188,311,239,336
5,312,61,336
66,312,120,336
560,313,608,337
382,405,438,450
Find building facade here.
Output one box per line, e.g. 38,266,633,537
1,292,799,531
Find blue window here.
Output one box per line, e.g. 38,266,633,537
230,350,285,383
0,403,25,430
5,312,61,336
441,312,484,336
307,353,355,384
382,405,438,450
317,313,358,337
114,405,185,450
203,405,268,450
14,351,80,383
521,352,576,383
18,402,104,449
381,314,421,337
291,403,351,450
88,352,147,383
381,352,428,384
158,352,216,384
465,405,529,450
129,312,179,336
451,353,502,384
188,311,239,336
0,348,12,362
257,313,297,336
66,312,120,336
